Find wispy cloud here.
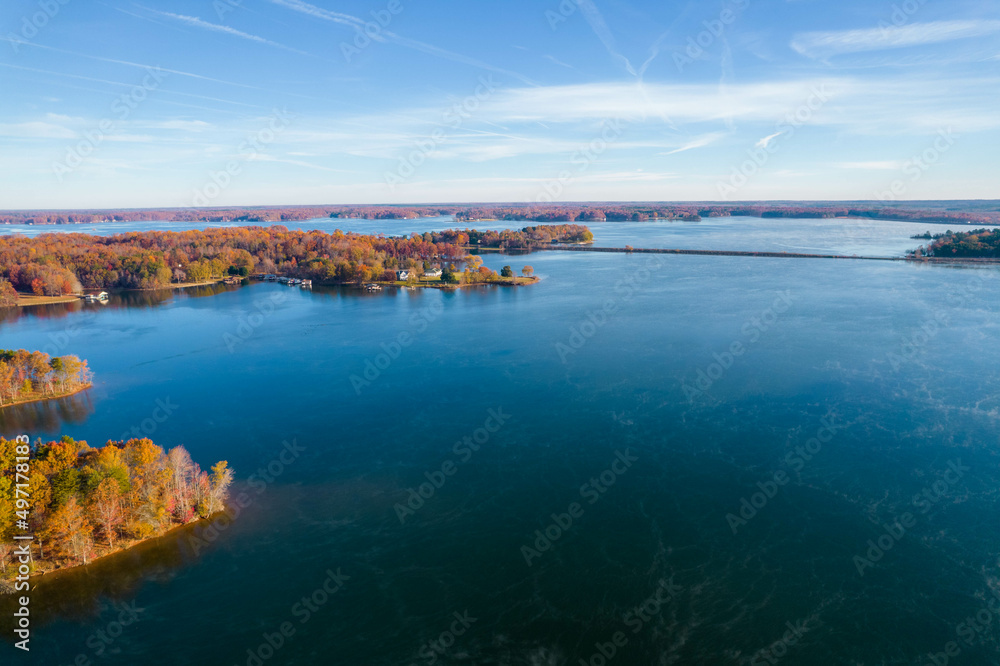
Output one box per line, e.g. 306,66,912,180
475,77,1000,133
755,131,785,149
661,132,727,155
0,63,268,110
544,54,574,69
574,0,637,76
146,10,309,55
792,20,1000,58
0,38,305,95
267,0,360,28
266,0,537,85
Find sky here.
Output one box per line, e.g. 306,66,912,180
0,0,998,209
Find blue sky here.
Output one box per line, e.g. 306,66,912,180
0,0,997,208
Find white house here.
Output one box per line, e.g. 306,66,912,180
424,268,443,278
396,270,411,280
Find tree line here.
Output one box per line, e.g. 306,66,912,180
0,436,232,574
0,225,590,293
3,203,997,228
0,349,91,406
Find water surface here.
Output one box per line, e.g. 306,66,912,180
1,221,999,665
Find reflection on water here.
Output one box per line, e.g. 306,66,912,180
0,283,244,326
0,300,87,325
0,519,207,634
0,390,95,437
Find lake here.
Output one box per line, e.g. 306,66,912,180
2,217,999,665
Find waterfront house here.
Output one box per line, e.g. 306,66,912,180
396,270,411,280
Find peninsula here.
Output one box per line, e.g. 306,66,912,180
0,436,233,581
0,225,589,300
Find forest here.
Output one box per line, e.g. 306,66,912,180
2,202,996,227
0,349,91,407
0,225,589,293
432,224,593,248
919,228,1000,258
0,435,232,576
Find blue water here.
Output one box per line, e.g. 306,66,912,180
0,215,523,239
1,220,1000,665
5,214,993,258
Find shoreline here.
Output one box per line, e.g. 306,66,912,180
13,279,226,307
165,278,226,289
395,276,539,289
0,383,92,410
15,293,81,307
1,517,210,590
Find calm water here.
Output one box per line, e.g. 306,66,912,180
0,215,522,239
2,220,1000,665
5,214,994,258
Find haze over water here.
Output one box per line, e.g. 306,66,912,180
2,218,999,665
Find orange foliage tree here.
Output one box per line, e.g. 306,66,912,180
0,436,232,575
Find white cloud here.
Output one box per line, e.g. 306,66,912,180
484,80,852,124
792,20,1000,58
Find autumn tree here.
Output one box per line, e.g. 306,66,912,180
166,446,200,521
89,477,125,549
43,496,94,564
0,279,16,307
124,438,170,537
0,362,14,405
29,351,54,393
202,461,233,516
